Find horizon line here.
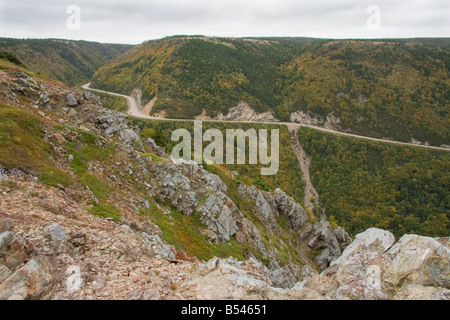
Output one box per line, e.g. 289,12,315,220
1,34,449,46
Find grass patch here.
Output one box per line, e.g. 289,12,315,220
80,173,110,200
65,128,114,199
38,168,73,187
142,200,262,262
139,152,167,163
0,104,74,188
88,203,121,222
0,104,50,171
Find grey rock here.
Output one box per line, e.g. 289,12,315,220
0,256,53,300
146,138,168,157
307,220,343,269
142,199,150,210
331,228,395,267
238,184,309,235
119,128,139,143
0,231,32,270
67,93,78,107
83,91,101,104
42,93,50,104
68,108,77,117
45,222,67,242
142,232,175,260
333,227,352,248
270,266,299,289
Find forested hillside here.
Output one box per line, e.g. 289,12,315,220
91,36,314,118
0,38,133,86
279,40,450,146
297,127,450,237
91,36,450,146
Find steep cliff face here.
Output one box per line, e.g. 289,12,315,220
0,65,448,300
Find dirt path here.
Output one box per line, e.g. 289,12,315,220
289,125,323,217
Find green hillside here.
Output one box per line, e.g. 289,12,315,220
298,126,450,238
0,38,133,86
90,36,450,146
279,40,450,146
91,36,314,118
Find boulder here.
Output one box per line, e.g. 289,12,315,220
67,93,78,107
0,256,53,300
383,234,450,289
142,232,175,260
119,129,139,144
331,228,395,267
0,231,33,270
45,222,67,242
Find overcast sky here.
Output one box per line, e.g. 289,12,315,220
0,0,449,44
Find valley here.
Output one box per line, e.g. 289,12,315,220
0,36,448,300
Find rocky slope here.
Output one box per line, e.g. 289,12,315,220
0,64,448,300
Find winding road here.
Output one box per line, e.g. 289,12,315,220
82,83,450,152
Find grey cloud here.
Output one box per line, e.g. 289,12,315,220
0,0,448,44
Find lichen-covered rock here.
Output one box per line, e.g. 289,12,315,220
0,256,53,300
331,228,395,267
0,231,33,271
383,234,450,289
142,232,176,260
45,222,67,242
391,285,450,300
67,93,78,106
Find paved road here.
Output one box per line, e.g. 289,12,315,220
82,83,450,152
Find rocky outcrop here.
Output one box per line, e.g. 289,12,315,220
145,138,168,158
67,93,78,107
238,184,310,236
94,109,144,151
312,229,450,300
150,161,267,255
142,232,176,261
196,101,279,122
330,228,395,267
290,110,341,131
300,220,351,270
0,230,53,300
383,235,450,290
